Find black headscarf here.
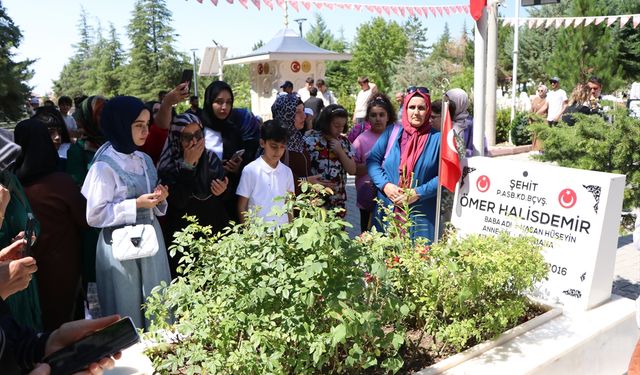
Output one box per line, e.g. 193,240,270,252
32,106,71,144
202,81,234,132
200,81,244,162
13,119,60,185
100,96,148,155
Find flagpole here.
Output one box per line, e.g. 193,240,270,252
434,99,449,244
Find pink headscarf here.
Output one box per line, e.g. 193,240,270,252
398,90,432,187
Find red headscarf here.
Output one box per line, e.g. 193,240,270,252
398,90,432,187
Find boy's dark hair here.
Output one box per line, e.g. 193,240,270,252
315,104,349,134
260,119,288,143
316,79,326,86
309,87,318,97
58,96,73,107
305,77,314,84
43,100,55,107
431,99,456,119
588,76,603,86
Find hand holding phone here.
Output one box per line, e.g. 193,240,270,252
231,149,245,162
180,69,194,94
44,316,137,375
23,213,36,257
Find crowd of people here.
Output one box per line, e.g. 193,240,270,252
0,75,485,373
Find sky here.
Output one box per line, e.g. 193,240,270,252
4,0,524,96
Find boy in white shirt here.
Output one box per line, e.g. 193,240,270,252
237,120,294,225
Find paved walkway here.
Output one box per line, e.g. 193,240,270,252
344,151,639,301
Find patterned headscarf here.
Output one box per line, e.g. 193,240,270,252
399,90,432,188
271,94,305,153
157,113,225,200
74,95,107,146
100,96,148,155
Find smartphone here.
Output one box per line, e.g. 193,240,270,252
231,149,245,161
44,317,140,375
23,213,36,257
180,69,193,93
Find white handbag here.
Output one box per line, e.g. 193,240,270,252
111,223,159,261
110,164,159,261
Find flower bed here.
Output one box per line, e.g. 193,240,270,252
144,185,548,374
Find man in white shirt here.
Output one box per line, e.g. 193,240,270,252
353,76,375,124
546,77,568,125
297,77,314,103
316,79,337,106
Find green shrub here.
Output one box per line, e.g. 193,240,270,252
531,110,640,209
510,111,532,146
495,108,511,144
144,185,548,374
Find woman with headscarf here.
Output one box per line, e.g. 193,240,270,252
67,95,108,186
12,119,87,331
81,96,171,330
445,88,474,157
271,94,331,196
367,87,440,241
31,106,72,169
0,131,43,331
157,113,229,278
201,81,246,221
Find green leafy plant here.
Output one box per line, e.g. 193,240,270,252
531,109,640,209
495,108,512,144
144,184,548,374
510,111,532,146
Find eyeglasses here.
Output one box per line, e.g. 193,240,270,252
406,86,430,95
550,81,558,84
213,98,233,106
180,129,204,143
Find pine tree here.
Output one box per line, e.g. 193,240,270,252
52,7,95,98
125,0,189,100
549,0,623,92
403,16,429,61
0,3,33,121
95,24,125,97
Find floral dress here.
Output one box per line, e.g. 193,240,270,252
304,130,355,216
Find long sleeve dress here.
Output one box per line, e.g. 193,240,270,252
81,145,171,330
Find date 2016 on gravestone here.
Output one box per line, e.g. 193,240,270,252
451,157,625,311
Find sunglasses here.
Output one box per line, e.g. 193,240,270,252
406,86,430,95
180,129,204,143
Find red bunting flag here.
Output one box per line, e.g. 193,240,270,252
227,0,233,3
289,0,298,11
263,0,273,9
251,0,260,9
238,0,248,8
439,103,461,193
275,0,284,8
470,0,486,21
301,1,311,11
196,0,203,3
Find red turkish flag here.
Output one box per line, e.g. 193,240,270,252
439,104,461,192
470,0,486,21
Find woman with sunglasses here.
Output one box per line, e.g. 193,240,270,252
367,86,440,241
305,104,356,217
157,113,229,278
352,94,397,232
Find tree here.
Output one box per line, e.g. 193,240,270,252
94,24,125,97
125,0,189,100
549,0,623,92
350,17,408,94
52,7,95,98
403,16,429,61
612,0,640,81
0,3,33,121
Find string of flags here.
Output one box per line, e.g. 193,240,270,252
193,0,470,18
501,14,640,29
